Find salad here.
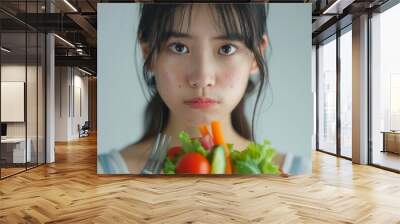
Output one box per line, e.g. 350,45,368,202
162,121,281,175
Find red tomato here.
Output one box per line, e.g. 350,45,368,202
176,152,211,174
167,146,182,160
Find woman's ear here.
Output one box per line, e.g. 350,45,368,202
260,35,268,57
140,41,150,59
140,41,154,71
250,35,268,75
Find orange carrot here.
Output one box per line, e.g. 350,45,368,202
211,121,232,174
224,153,232,174
198,124,210,137
211,121,224,145
203,125,210,136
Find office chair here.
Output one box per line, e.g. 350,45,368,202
79,121,90,138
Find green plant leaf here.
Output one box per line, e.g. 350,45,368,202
231,139,280,175
162,158,176,174
178,131,208,157
232,160,261,174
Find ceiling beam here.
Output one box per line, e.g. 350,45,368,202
55,55,96,70
322,0,356,14
67,13,97,44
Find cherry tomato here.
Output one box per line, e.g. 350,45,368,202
167,146,182,160
176,152,211,174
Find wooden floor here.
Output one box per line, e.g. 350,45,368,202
1,167,26,178
373,151,400,171
1,163,45,178
1,134,400,224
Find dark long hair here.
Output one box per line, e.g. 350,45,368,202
136,3,269,142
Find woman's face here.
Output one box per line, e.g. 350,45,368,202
146,5,262,125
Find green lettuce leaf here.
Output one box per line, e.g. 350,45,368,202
232,159,261,174
231,139,280,175
162,158,176,174
260,161,280,174
178,131,209,157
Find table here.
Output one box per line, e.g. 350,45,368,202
1,138,32,164
381,131,400,154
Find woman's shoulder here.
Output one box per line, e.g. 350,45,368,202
119,137,155,173
97,137,156,174
120,137,154,158
97,150,130,174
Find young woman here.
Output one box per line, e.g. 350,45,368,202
98,3,270,174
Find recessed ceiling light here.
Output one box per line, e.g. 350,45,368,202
78,67,93,76
63,0,78,12
1,47,11,53
54,34,75,48
322,0,354,15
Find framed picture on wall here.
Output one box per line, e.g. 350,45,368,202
97,3,313,176
1,81,25,123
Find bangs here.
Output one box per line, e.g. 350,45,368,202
139,3,266,51
213,4,266,48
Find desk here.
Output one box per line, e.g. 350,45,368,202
1,138,32,163
381,131,400,154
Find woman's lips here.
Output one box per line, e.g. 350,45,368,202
184,97,219,109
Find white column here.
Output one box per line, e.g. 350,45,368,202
46,1,55,163
352,14,369,164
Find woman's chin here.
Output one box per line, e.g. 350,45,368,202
182,114,223,126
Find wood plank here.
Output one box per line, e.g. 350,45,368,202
0,134,399,223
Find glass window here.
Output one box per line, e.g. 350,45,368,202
339,28,352,158
1,30,28,178
27,30,38,169
371,3,400,171
0,1,46,179
38,32,46,165
318,36,337,154
312,45,317,150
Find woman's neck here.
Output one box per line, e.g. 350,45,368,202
164,112,244,148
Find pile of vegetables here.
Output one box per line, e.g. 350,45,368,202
162,121,280,175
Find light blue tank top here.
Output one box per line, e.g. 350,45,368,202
97,150,130,174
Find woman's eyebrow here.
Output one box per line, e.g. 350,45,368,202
166,31,244,41
213,33,244,41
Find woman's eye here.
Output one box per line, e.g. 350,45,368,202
219,44,237,55
168,43,189,54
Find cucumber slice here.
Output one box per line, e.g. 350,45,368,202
211,145,225,174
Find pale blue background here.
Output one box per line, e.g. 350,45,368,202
98,3,312,174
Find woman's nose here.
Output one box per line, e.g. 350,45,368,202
189,78,215,88
187,54,216,88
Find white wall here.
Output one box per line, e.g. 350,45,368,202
1,64,46,163
55,67,68,141
1,65,40,138
1,66,26,139
55,67,89,141
72,72,89,138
